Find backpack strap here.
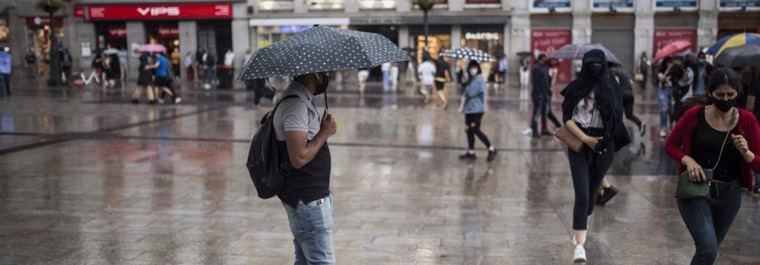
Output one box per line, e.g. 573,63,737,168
272,95,301,113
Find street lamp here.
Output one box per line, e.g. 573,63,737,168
35,0,66,87
415,0,435,47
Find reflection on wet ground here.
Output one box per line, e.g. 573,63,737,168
0,79,758,264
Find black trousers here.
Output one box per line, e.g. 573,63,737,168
567,142,614,230
465,113,492,150
623,94,643,129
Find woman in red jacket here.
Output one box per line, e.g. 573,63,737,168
665,67,760,265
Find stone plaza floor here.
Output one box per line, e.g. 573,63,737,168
0,77,759,264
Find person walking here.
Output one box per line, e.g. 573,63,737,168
390,62,399,92
658,57,675,137
498,55,508,85
24,48,36,78
434,57,451,109
184,52,194,82
203,52,217,90
694,52,712,96
171,48,181,79
196,49,206,82
530,54,552,138
81,53,104,87
418,57,436,103
610,62,646,136
560,49,630,263
519,57,530,89
59,47,72,84
458,60,497,162
147,52,180,104
665,67,760,265
220,49,235,89
132,52,156,104
381,62,391,91
637,52,651,91
0,47,11,97
357,68,369,95
273,72,338,265
545,58,564,131
672,57,695,121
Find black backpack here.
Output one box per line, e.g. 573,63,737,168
246,95,299,199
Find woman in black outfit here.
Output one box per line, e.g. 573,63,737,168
560,50,630,263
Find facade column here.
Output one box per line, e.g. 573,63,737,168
125,21,145,80
634,0,654,68
231,2,250,82
178,21,197,82
572,0,592,44
451,25,462,49
508,1,530,76
345,0,359,12
697,0,719,48
398,25,410,48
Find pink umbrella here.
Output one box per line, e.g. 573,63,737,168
655,40,692,61
138,43,166,53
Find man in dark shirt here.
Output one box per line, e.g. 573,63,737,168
434,57,451,109
530,54,552,138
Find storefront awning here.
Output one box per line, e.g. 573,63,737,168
249,18,350,27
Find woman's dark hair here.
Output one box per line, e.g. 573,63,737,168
682,67,742,110
467,60,482,75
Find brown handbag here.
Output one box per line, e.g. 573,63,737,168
554,126,584,153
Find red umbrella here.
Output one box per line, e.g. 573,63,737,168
655,40,692,61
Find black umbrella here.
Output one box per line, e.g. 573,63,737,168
239,26,409,80
713,43,760,68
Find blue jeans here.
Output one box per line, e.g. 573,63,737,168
659,87,673,131
282,196,335,265
677,182,741,265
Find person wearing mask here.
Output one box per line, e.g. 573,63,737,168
530,54,552,138
561,49,630,263
147,52,180,104
658,57,675,137
0,47,11,97
458,60,497,161
610,62,646,136
665,67,760,264
637,52,651,91
132,52,155,104
434,57,451,109
273,72,337,265
417,57,436,103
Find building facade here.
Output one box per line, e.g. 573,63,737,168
1,0,758,82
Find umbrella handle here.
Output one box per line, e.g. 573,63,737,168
324,91,328,111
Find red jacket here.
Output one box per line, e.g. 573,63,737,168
665,106,760,189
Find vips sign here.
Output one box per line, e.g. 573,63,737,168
86,3,232,20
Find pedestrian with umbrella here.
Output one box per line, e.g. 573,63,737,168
457,59,498,161
0,47,11,97
240,26,408,265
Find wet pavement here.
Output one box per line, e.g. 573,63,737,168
1,77,759,265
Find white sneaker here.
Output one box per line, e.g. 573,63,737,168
574,244,587,263
659,129,667,138
174,97,182,104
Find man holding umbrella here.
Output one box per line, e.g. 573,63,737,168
241,26,408,264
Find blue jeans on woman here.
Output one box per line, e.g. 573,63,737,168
659,87,673,131
677,181,741,265
282,196,335,265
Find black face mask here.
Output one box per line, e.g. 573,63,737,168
586,62,603,77
314,74,329,95
713,98,736,112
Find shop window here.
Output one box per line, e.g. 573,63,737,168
416,34,451,64
359,0,398,9
309,0,344,10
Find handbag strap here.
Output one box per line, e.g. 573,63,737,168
711,108,736,171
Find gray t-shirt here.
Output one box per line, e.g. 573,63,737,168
273,82,321,141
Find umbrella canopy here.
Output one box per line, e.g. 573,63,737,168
239,26,409,80
547,43,621,64
138,44,166,53
101,48,119,55
706,33,760,57
655,40,692,61
713,43,760,68
438,47,495,62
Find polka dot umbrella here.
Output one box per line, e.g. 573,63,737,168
438,47,495,62
239,26,410,80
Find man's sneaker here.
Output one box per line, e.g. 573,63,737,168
459,153,477,161
659,129,667,138
574,244,587,263
640,123,647,137
487,150,498,162
597,186,619,206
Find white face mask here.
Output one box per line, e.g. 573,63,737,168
469,68,478,76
